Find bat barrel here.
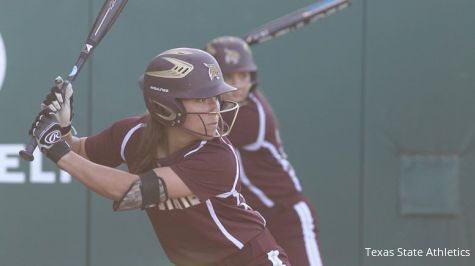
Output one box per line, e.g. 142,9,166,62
244,0,350,46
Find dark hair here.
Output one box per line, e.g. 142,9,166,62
129,113,167,174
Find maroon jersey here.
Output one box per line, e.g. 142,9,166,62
85,117,268,265
224,90,303,211
225,91,324,266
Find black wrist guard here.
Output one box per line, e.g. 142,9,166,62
45,140,71,163
140,170,168,209
60,125,72,136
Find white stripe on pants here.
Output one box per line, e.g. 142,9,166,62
293,201,323,266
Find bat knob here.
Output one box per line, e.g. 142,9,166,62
19,150,35,161
19,137,38,161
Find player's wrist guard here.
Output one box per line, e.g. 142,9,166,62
113,170,168,212
60,125,72,136
45,140,71,163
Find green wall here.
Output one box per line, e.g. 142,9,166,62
0,1,473,265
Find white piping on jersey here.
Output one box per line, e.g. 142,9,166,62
294,201,323,266
206,200,244,249
120,123,146,162
184,140,207,158
239,93,301,192
216,138,240,199
216,139,267,226
235,150,275,207
242,93,266,151
261,141,302,191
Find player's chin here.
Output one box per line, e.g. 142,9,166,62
209,126,220,138
201,135,216,141
199,126,220,140
234,93,248,103
199,132,217,140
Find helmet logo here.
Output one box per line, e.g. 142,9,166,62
146,57,194,79
150,86,169,93
224,48,240,64
203,63,220,80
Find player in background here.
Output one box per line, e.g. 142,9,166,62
30,48,291,266
206,37,323,266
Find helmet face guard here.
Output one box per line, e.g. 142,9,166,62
182,100,239,138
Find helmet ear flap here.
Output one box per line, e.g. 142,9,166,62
153,100,173,118
148,98,186,127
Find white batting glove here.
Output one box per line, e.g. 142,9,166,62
41,76,74,135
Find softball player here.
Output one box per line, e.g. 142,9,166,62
206,37,323,266
30,48,290,266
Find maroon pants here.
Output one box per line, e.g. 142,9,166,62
217,228,291,266
261,195,323,266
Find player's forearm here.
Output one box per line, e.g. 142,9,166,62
57,151,139,201
63,134,89,159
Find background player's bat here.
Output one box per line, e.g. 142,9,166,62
243,0,350,46
19,0,129,161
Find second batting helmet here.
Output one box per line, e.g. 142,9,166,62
206,36,258,90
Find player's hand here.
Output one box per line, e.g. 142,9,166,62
29,109,71,163
41,76,74,136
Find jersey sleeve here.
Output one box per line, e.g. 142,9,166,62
84,117,141,168
169,140,239,202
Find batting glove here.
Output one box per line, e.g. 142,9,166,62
30,110,71,163
41,76,74,136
